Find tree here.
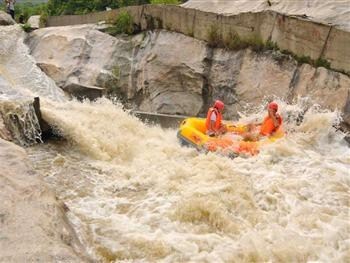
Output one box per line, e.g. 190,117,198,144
46,0,151,16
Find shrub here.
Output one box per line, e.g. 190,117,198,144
296,55,313,65
21,23,32,33
105,11,134,36
115,11,134,34
223,30,246,50
315,58,331,69
207,25,223,48
246,35,265,52
39,12,48,27
151,0,180,4
111,65,120,79
265,40,278,51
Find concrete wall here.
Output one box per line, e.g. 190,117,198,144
47,5,350,74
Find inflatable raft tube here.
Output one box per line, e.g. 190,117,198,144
177,117,284,156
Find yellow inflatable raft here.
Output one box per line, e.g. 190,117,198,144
177,118,284,157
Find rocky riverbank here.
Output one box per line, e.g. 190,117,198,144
27,25,350,126
0,138,90,262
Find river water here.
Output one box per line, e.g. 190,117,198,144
1,25,349,262
26,99,350,262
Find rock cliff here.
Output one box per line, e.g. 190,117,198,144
0,138,89,262
27,26,350,124
0,11,15,26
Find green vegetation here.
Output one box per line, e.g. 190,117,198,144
21,23,32,32
105,11,135,36
1,0,186,23
111,65,120,79
207,25,223,48
39,11,48,27
46,0,150,16
207,26,335,71
315,57,331,69
209,26,265,52
0,2,46,23
151,0,181,4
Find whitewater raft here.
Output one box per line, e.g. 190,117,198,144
177,118,284,156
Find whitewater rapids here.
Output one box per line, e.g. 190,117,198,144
27,98,350,262
1,23,349,263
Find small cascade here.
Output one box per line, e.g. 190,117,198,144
0,99,42,146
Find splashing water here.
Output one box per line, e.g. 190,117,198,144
0,25,67,145
0,99,42,145
0,25,66,101
0,21,348,263
27,98,350,262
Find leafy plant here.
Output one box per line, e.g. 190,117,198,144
223,30,246,50
115,11,134,34
207,25,223,48
21,23,32,33
315,57,331,69
46,0,150,16
151,0,180,4
39,11,48,27
265,40,278,50
110,11,134,35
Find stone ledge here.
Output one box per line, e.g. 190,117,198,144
46,5,350,74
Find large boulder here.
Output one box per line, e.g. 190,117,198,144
28,27,208,115
0,114,11,141
0,138,89,262
27,15,40,29
133,31,208,115
27,25,350,125
182,0,350,32
209,49,297,118
27,24,137,99
64,81,105,101
0,11,15,26
291,64,350,125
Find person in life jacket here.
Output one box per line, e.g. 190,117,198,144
206,100,227,137
243,102,282,141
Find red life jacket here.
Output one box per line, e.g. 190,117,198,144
260,114,282,136
206,107,223,132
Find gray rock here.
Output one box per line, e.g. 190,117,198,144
63,82,105,101
0,11,15,26
27,25,350,127
292,64,350,115
0,138,90,262
27,15,40,29
133,31,207,115
27,24,137,99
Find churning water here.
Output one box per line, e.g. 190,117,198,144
1,24,349,262
27,99,350,262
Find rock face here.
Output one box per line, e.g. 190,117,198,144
133,31,208,115
0,11,15,26
0,138,89,262
291,64,350,112
208,49,298,118
27,26,209,115
26,24,136,99
182,0,350,32
0,114,12,141
27,26,350,125
27,15,40,29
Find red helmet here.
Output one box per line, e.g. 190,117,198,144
268,102,278,111
214,100,225,110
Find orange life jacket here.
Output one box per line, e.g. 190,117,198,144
260,114,282,136
206,107,222,132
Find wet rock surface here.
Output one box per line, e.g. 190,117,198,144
27,25,350,125
0,138,89,262
0,11,15,26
